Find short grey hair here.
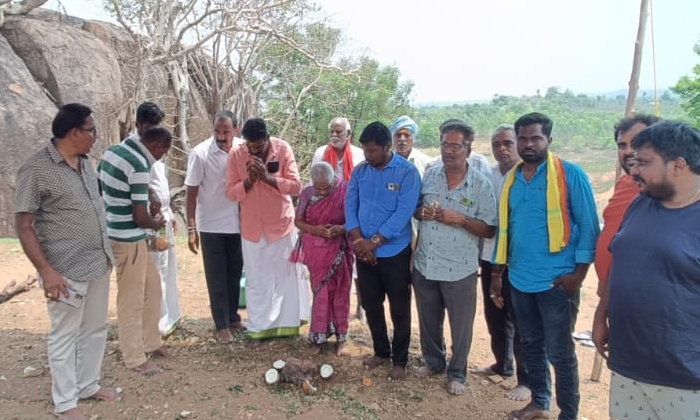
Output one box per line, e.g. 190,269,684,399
328,117,351,134
491,124,515,141
310,161,335,186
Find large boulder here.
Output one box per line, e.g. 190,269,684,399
0,33,56,236
1,14,123,156
0,11,219,237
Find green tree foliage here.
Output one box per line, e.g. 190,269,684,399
415,87,686,150
672,38,700,126
262,44,414,174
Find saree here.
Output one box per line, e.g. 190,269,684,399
293,180,353,344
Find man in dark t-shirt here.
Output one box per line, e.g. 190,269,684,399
593,120,700,420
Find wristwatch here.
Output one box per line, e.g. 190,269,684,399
370,234,382,245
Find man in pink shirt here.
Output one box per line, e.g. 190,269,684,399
226,117,309,341
594,114,658,296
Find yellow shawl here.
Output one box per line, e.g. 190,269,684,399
494,152,570,264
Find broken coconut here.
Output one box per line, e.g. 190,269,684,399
319,363,333,379
301,379,317,395
264,368,279,385
272,359,286,370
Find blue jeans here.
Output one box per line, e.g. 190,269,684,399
511,285,580,420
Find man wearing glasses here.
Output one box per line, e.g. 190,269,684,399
226,117,308,343
412,120,497,395
185,111,246,344
15,103,121,420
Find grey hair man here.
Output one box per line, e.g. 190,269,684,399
311,117,366,321
311,117,364,181
473,124,530,402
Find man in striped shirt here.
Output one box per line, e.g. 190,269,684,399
97,126,173,375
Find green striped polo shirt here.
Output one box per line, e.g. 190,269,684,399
97,137,155,242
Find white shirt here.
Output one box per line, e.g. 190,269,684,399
150,160,173,221
311,143,365,176
405,148,436,178
128,132,174,222
184,137,243,233
480,162,511,261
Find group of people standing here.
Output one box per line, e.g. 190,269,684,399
13,100,700,420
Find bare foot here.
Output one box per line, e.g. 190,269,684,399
362,355,390,369
415,366,441,378
388,365,407,381
509,402,550,420
446,380,467,395
217,328,234,344
309,343,323,354
229,321,247,332
335,341,350,356
470,365,497,375
150,345,174,358
507,385,532,401
56,407,88,420
132,360,162,376
84,386,121,402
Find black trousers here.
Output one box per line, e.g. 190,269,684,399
200,232,244,330
479,260,528,385
356,246,412,367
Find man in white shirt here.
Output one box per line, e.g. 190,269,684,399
185,111,245,344
311,117,364,181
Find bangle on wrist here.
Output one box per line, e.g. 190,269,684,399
491,272,502,277
353,237,363,245
188,226,197,232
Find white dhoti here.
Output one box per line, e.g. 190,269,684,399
242,231,310,339
150,221,181,336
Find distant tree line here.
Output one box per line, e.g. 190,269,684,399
412,87,688,150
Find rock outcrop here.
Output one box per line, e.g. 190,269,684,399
0,9,211,237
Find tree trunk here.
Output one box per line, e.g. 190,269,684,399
617,0,650,180
625,0,649,116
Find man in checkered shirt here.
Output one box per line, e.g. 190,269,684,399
15,103,121,420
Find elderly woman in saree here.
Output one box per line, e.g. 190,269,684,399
292,161,353,355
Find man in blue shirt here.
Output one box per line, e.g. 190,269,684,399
490,113,599,420
346,121,421,381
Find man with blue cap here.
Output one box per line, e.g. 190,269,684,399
390,116,434,177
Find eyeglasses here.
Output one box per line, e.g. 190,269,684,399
440,142,470,152
78,127,97,136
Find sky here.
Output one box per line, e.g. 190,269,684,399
45,0,700,104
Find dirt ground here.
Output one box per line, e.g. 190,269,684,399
0,142,618,420
0,231,612,420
